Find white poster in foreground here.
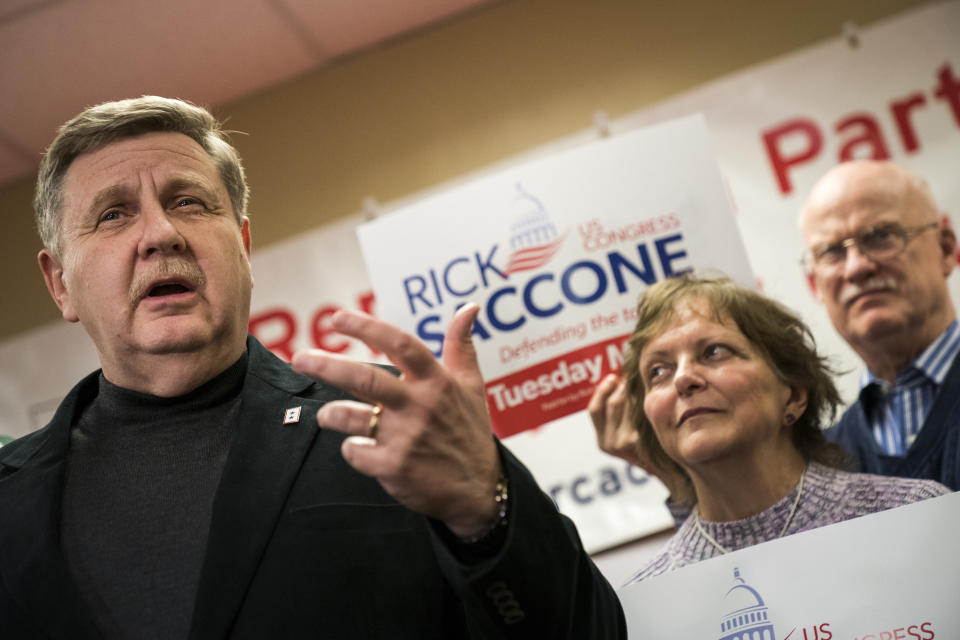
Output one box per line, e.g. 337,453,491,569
358,115,754,551
620,492,960,638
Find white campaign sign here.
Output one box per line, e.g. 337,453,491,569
357,115,754,550
620,492,960,638
357,115,753,428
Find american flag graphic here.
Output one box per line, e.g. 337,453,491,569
502,232,567,275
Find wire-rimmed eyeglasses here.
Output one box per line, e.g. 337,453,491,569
800,221,938,272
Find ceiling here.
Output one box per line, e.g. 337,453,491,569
0,0,494,188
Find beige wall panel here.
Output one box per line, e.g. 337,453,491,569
0,0,933,341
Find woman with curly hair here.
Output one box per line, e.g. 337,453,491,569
589,275,948,583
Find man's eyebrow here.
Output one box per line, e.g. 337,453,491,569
85,184,130,219
170,176,216,194
164,176,221,200
81,177,224,221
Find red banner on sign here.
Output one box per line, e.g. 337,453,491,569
484,333,632,437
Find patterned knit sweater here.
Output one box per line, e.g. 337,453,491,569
627,462,949,584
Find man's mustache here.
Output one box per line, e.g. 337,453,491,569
839,275,897,306
130,260,206,304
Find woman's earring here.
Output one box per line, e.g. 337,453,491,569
785,413,796,425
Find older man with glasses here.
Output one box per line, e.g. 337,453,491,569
800,160,960,489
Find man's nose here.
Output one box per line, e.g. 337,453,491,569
138,202,185,257
841,243,878,281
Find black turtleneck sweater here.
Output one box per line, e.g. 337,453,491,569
60,353,246,639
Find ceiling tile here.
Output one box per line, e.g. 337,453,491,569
0,0,64,22
0,0,322,170
280,0,489,56
0,0,490,187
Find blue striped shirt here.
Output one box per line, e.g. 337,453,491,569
859,321,960,456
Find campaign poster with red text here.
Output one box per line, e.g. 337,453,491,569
358,115,755,549
358,115,753,436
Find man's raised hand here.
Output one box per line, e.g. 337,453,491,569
291,303,502,538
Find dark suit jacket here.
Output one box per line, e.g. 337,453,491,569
827,352,960,491
0,337,625,638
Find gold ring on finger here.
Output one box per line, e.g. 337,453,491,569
368,403,383,439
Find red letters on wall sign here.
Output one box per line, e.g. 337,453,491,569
935,62,960,125
761,118,823,194
762,62,960,194
248,308,298,361
247,291,378,361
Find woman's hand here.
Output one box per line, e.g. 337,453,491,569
587,373,686,499
588,374,649,468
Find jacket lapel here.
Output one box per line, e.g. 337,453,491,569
0,375,103,639
189,338,345,638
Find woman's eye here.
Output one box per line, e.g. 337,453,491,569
704,344,732,359
647,364,668,383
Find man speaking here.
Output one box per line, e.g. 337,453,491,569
0,96,624,639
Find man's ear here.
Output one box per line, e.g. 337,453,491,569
241,217,252,259
805,271,824,302
938,214,957,277
38,248,79,323
240,217,254,289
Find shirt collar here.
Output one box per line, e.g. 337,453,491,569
858,320,960,393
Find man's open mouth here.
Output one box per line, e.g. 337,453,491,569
146,282,193,297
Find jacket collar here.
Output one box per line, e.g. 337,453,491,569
190,336,345,638
0,336,340,639
0,369,104,638
243,334,317,396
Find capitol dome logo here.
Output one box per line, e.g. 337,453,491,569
503,184,567,275
718,567,777,640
